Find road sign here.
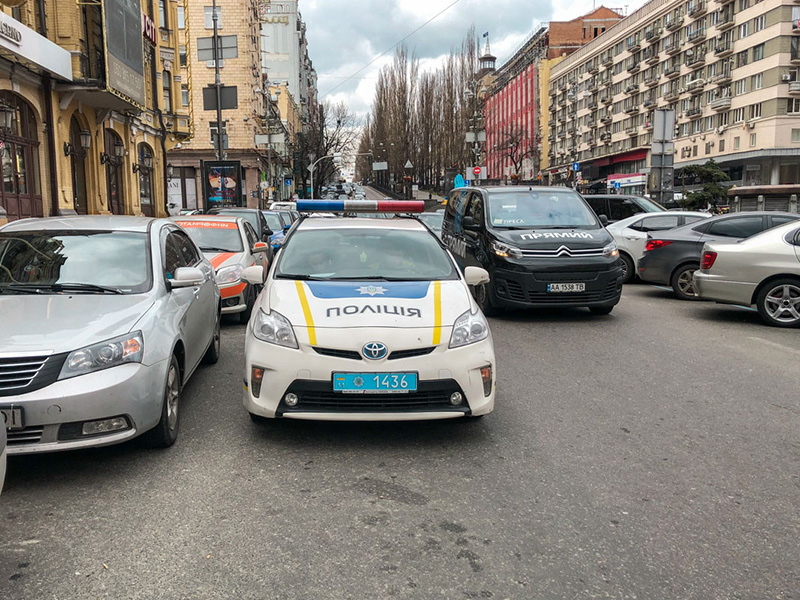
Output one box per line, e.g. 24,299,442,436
473,166,481,176
372,161,388,171
464,179,471,186
572,162,580,171
405,160,413,169
614,181,621,189
284,178,292,187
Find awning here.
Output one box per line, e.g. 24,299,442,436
611,149,648,164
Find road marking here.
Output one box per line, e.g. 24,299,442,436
295,281,317,345
747,337,800,356
432,280,442,345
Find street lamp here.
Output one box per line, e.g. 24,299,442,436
308,152,342,199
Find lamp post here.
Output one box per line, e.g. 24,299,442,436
308,152,342,199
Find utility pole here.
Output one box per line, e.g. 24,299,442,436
212,0,223,161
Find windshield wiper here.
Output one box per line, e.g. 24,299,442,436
52,283,124,294
200,246,238,253
275,274,330,281
327,276,392,281
0,284,48,294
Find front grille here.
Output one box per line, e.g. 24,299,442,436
532,271,598,282
6,425,44,446
505,280,526,301
498,275,621,304
527,290,604,303
0,354,66,397
520,247,606,258
313,347,362,361
278,379,467,414
388,347,435,360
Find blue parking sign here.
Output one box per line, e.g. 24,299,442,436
614,181,621,189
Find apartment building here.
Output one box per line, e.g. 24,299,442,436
0,0,188,221
547,0,800,200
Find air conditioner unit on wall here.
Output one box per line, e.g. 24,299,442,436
782,74,792,82
747,121,756,129
717,126,725,134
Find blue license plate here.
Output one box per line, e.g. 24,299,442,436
333,372,418,394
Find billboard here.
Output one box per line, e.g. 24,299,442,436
102,0,145,106
202,161,243,209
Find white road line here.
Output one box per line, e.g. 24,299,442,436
747,336,800,356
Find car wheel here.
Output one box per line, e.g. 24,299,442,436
239,285,254,324
619,253,635,284
589,305,614,315
756,279,800,328
202,309,221,365
473,282,499,317
143,355,181,448
670,264,701,301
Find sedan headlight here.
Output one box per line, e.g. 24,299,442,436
603,242,619,259
59,332,144,380
449,309,489,349
491,241,523,259
216,265,244,285
252,309,298,349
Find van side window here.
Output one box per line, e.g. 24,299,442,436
586,196,607,217
465,193,484,225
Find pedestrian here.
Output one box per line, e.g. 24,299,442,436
428,191,432,200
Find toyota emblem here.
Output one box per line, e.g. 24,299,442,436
362,342,388,360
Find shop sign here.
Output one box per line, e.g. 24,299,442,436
103,0,146,105
608,173,646,187
142,13,157,45
0,11,71,80
0,19,21,45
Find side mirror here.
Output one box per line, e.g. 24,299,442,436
598,214,609,226
284,224,291,231
464,266,490,286
252,241,270,253
170,266,205,289
462,216,481,231
242,265,265,285
263,229,273,239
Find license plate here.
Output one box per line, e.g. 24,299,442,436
1,406,24,430
333,373,418,394
547,283,586,293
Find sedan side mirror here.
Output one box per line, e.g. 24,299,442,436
464,266,490,286
170,266,205,289
252,241,270,253
242,265,265,285
263,229,273,239
598,214,609,226
462,216,481,232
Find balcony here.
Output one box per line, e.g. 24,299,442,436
794,20,800,33
687,78,706,92
645,74,660,87
664,88,680,101
643,120,654,131
645,27,662,42
643,98,655,108
567,126,577,135
624,105,640,114
559,81,567,92
601,54,613,67
687,29,707,44
628,62,641,73
711,70,732,85
715,0,733,4
588,63,599,75
548,132,556,142
685,53,705,67
586,80,598,91
586,118,597,127
710,96,732,110
665,65,680,78
665,40,682,55
715,42,732,57
625,84,639,95
687,107,703,118
600,132,612,142
790,81,800,94
645,50,660,65
688,1,707,17
548,119,556,128
558,129,567,138
587,100,597,109
601,95,612,104
601,114,612,124
628,39,641,52
666,16,684,31
558,95,567,106
793,53,800,64
717,14,735,31
558,113,567,123
626,125,639,136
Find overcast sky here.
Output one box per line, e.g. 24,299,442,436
301,0,648,119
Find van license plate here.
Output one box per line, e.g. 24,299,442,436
333,373,418,394
1,406,24,430
547,283,586,293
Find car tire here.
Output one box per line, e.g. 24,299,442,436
755,278,800,328
619,253,635,284
589,305,614,315
239,285,254,324
143,355,181,448
473,282,499,317
202,309,221,365
670,264,701,301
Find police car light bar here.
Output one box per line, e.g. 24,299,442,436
296,200,425,213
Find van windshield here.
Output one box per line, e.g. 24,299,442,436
487,190,600,229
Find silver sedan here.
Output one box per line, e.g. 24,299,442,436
695,220,800,327
0,216,221,454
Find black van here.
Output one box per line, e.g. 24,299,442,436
442,186,624,315
581,194,665,223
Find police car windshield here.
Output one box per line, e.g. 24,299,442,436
487,190,599,229
276,228,457,281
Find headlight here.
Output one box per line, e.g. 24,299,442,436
603,242,619,259
59,332,144,380
491,241,523,259
252,309,298,348
449,309,489,349
216,265,244,285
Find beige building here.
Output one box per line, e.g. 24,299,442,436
546,0,800,205
0,0,190,222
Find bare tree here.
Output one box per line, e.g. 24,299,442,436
497,124,535,182
303,100,361,197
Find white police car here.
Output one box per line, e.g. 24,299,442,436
241,200,496,421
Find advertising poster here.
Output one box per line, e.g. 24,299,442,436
202,161,242,209
103,0,146,105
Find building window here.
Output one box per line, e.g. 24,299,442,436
750,133,756,147
736,50,748,68
738,0,749,11
204,6,222,29
738,23,749,39
719,112,729,126
138,143,155,217
179,45,187,67
162,70,172,113
732,107,746,122
0,91,43,221
752,43,764,61
789,98,800,114
750,73,762,90
753,15,765,32
734,136,740,150
159,0,167,28
181,84,189,107
749,103,761,119
177,5,185,29
719,139,725,151
734,79,747,95
792,129,800,143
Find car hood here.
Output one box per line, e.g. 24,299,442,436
205,251,245,271
266,279,471,330
490,228,611,250
0,294,155,353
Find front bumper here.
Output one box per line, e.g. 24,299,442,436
694,272,756,306
2,361,167,455
244,329,495,421
489,263,623,309
220,281,248,314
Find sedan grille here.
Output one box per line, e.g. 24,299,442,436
0,354,66,397
6,425,45,446
388,347,435,360
313,347,362,361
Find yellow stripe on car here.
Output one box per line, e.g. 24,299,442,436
432,280,442,345
295,281,317,345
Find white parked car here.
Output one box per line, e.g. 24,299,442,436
606,211,711,283
695,220,800,327
242,201,496,422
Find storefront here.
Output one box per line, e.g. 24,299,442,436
0,91,43,220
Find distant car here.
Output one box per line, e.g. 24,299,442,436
270,201,297,211
206,207,273,243
417,211,444,238
695,221,800,327
607,211,711,283
261,211,288,250
582,194,666,223
179,209,203,216
638,212,800,299
174,215,271,323
0,216,221,453
275,209,299,225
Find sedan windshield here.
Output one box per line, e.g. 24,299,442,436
177,221,244,252
263,213,284,232
276,228,456,280
487,190,600,229
0,231,151,294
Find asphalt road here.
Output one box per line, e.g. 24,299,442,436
2,285,800,599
